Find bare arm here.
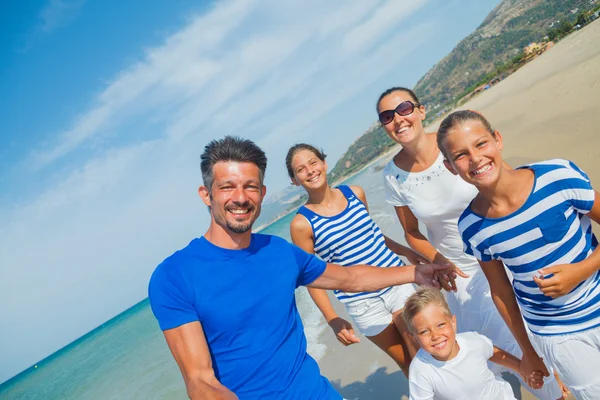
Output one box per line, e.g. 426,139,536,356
489,346,521,375
479,259,549,386
395,205,467,289
394,205,440,262
588,191,600,224
163,322,238,400
290,215,359,345
308,262,448,292
350,186,428,264
290,215,338,321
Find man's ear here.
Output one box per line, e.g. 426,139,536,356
198,185,211,207
443,159,458,175
261,185,267,198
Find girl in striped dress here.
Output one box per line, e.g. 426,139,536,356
286,143,427,376
438,110,599,399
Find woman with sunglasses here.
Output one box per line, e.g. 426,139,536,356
286,143,432,377
377,87,565,399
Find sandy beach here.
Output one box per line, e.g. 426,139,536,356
318,18,600,400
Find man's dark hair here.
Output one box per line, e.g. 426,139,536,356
200,136,267,191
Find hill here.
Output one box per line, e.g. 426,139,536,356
414,0,594,117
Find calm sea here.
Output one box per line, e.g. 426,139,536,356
0,153,405,400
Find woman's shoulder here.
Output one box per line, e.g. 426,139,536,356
383,152,405,175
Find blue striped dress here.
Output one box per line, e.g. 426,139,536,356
297,185,405,303
458,159,599,336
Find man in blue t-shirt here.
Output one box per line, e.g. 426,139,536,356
148,136,451,400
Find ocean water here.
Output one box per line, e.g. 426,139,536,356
0,153,405,400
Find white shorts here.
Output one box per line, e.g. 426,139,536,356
530,326,600,400
344,283,417,337
447,268,563,400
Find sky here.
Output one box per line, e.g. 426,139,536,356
0,0,501,383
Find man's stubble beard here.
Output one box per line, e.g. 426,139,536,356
225,203,262,234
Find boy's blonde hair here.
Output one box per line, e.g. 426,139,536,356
402,287,453,334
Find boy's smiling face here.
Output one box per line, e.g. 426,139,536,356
411,303,459,361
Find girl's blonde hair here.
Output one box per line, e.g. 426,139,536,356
402,287,452,334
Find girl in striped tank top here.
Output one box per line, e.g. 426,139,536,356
286,143,427,376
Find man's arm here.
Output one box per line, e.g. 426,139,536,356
479,259,549,386
163,321,238,400
308,262,450,292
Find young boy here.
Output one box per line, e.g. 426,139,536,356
402,287,546,400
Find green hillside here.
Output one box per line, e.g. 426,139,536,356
415,0,594,118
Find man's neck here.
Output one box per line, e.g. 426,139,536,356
204,223,252,250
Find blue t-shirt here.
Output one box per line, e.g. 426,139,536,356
148,233,341,400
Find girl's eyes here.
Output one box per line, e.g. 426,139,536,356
453,153,465,161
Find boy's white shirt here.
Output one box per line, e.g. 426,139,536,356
409,331,516,400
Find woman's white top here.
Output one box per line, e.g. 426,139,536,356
383,152,481,273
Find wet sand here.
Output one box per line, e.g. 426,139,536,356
318,18,600,400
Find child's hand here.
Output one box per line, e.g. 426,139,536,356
526,370,545,390
534,262,594,299
520,352,549,389
328,317,360,346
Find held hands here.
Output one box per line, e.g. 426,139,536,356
432,253,469,292
328,317,360,346
520,351,550,390
534,263,592,299
414,263,456,288
401,248,430,266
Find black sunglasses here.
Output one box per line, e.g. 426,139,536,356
378,101,421,125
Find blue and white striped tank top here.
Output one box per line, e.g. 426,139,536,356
297,185,405,303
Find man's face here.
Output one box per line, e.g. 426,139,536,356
200,161,266,234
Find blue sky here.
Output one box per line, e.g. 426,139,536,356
0,0,500,383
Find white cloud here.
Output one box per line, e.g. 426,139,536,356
39,0,87,33
27,0,431,170
3,0,438,383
